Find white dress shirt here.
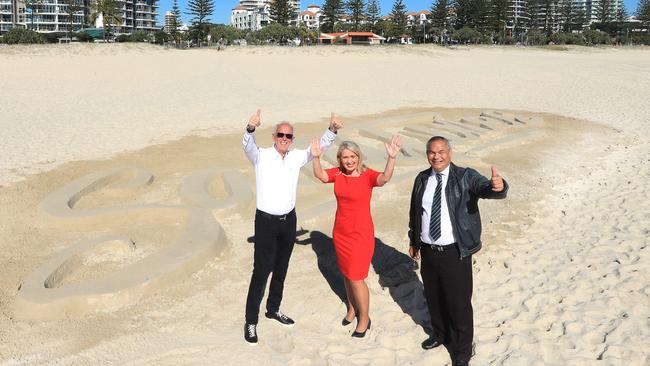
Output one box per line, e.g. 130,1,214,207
420,165,456,245
243,128,336,215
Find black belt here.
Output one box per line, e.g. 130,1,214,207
425,243,457,252
256,209,295,221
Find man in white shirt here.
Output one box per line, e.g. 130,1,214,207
242,109,342,345
408,136,508,366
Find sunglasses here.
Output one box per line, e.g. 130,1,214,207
275,132,294,139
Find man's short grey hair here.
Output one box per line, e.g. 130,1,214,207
426,136,452,151
274,121,294,134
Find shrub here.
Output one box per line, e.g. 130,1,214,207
1,28,44,44
74,32,94,42
451,27,483,44
153,30,169,44
629,33,650,45
583,29,612,45
525,29,547,45
550,32,585,45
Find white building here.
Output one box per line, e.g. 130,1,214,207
230,0,300,31
0,0,158,35
298,4,320,30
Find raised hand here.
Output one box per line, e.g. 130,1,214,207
384,135,402,159
248,109,261,129
329,112,343,132
310,137,322,158
490,166,504,192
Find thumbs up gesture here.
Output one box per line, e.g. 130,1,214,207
248,109,261,129
490,166,504,192
329,112,343,132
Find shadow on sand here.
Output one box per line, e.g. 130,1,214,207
296,230,432,333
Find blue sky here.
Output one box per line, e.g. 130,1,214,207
160,0,641,26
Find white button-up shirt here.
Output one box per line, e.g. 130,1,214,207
420,165,456,245
243,128,336,215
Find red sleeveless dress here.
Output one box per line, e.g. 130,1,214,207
325,167,381,280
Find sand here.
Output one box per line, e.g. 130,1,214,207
0,44,648,365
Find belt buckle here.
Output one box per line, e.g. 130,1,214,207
433,245,444,252
279,214,286,220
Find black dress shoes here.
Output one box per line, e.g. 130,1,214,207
342,317,353,326
351,319,371,338
244,323,258,345
265,310,295,327
421,337,443,350
452,359,470,366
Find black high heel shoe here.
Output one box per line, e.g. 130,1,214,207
342,311,357,326
351,319,371,338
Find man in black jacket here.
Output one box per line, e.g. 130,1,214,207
408,136,508,366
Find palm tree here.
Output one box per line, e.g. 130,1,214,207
89,0,122,41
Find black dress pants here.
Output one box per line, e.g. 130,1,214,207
245,209,297,324
420,244,474,361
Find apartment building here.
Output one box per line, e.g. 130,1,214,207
298,4,320,30
231,0,300,31
0,0,158,34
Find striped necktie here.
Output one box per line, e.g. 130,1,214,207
429,173,443,241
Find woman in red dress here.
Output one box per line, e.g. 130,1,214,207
311,136,402,337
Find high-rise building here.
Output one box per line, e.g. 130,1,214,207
0,0,159,35
164,10,175,33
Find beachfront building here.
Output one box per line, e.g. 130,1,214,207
585,0,626,23
231,0,301,31
319,31,385,44
0,0,24,33
0,0,158,35
298,3,320,29
506,0,529,34
406,10,430,26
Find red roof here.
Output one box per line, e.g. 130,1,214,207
233,5,247,10
300,10,316,16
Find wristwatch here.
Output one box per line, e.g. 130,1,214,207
246,125,255,133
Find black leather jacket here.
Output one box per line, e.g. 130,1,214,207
408,163,509,259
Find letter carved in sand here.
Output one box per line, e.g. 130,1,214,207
15,167,252,319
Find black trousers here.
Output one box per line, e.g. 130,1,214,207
420,244,474,361
245,209,297,324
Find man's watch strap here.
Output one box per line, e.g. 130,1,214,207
246,125,255,133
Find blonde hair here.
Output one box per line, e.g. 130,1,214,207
336,141,367,174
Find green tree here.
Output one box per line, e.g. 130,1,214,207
430,0,449,42
366,0,381,31
526,0,545,31
88,0,122,40
1,27,44,43
594,0,615,23
638,0,650,22
489,0,508,38
347,0,366,30
559,0,586,31
209,24,248,42
63,0,84,40
454,0,472,29
615,4,628,21
186,0,215,43
171,0,182,40
321,0,344,32
270,0,295,25
389,0,407,38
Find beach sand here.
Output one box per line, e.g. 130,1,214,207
0,44,648,365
